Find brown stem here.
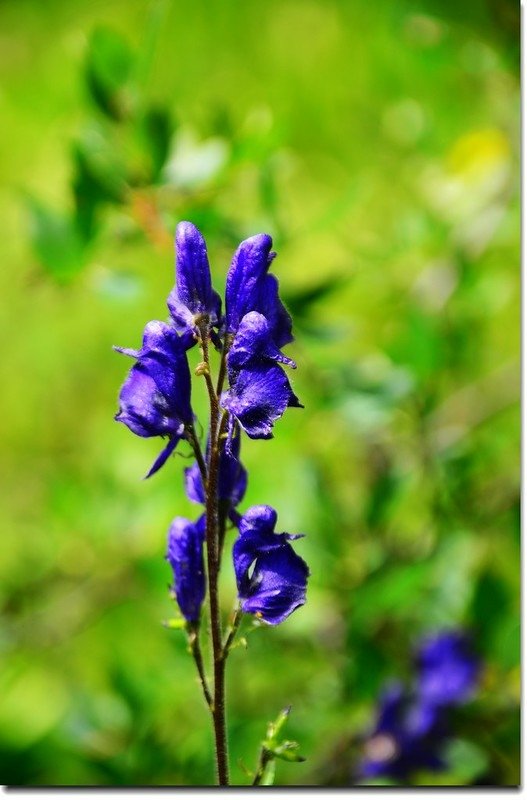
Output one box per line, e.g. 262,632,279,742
199,323,230,786
198,323,220,428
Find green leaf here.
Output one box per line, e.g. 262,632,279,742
27,199,85,283
85,27,134,120
269,741,306,763
265,705,291,744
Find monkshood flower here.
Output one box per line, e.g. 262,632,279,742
185,426,248,515
233,505,309,625
225,233,293,348
415,631,481,707
221,312,301,439
114,320,193,477
166,515,206,625
359,684,448,781
167,221,222,335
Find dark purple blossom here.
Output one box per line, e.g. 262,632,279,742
185,426,247,511
359,684,448,781
167,221,222,334
225,233,293,348
415,631,480,707
233,505,309,625
166,515,206,624
115,320,193,477
222,364,301,439
227,312,296,372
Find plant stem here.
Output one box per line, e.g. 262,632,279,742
185,422,207,483
252,747,272,786
199,323,230,786
188,625,213,711
222,606,243,659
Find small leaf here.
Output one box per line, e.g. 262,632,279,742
270,741,306,763
265,706,291,744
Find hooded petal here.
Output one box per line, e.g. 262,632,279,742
115,321,193,424
221,364,302,439
239,548,308,625
168,221,222,329
228,311,296,372
225,233,274,334
166,515,206,623
115,363,180,438
256,273,293,348
233,505,309,625
114,321,193,476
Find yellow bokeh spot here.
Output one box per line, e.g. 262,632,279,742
446,128,510,178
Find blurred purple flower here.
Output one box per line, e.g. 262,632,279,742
359,684,448,781
358,630,481,783
416,630,481,707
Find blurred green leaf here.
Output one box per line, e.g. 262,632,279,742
27,199,85,282
283,275,348,320
442,738,488,783
85,27,134,121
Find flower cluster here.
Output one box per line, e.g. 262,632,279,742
115,221,308,627
358,631,481,782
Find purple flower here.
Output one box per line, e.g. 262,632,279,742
115,320,193,477
221,364,302,439
167,221,222,334
359,684,448,782
185,426,248,512
166,515,206,624
415,631,480,707
227,312,296,372
225,233,293,348
233,505,309,625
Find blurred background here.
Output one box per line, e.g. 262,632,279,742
0,0,519,787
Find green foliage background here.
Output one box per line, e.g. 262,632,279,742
0,0,519,786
